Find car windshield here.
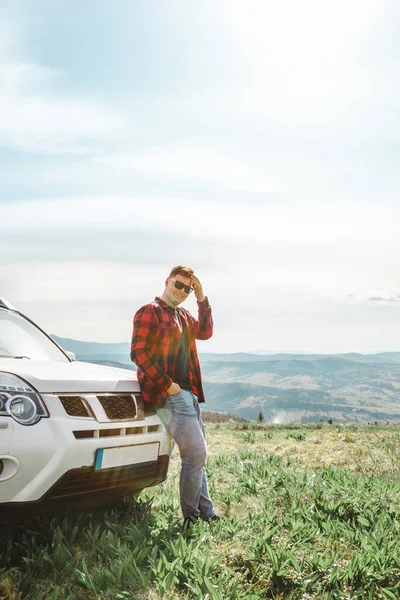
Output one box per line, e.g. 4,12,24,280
0,309,69,362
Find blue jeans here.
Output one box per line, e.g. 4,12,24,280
157,390,215,519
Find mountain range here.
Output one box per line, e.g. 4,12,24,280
52,335,400,424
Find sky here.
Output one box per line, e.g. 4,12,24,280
1,0,400,353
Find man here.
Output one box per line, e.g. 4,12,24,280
130,265,219,528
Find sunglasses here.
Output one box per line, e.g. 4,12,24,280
170,278,193,294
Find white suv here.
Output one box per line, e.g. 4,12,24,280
0,298,172,520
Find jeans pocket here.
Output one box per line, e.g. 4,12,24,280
166,390,197,417
166,392,185,408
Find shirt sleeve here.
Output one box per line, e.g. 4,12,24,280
130,305,172,392
186,297,213,340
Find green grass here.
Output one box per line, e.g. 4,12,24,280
1,423,400,599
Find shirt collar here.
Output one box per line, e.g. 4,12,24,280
155,296,177,311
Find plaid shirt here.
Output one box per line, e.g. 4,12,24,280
130,296,213,407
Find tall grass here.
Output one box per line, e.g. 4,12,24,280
1,423,400,599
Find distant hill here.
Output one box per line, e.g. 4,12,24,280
52,335,400,423
52,336,400,366
52,336,131,359
201,352,400,364
201,357,400,424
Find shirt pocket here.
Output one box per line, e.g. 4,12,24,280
158,322,179,347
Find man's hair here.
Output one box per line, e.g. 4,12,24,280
169,265,194,279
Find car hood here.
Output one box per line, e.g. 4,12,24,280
0,359,139,394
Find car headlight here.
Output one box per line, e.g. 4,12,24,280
0,372,48,425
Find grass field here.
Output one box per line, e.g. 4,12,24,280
1,422,400,599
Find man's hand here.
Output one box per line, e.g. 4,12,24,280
167,382,182,396
191,274,205,302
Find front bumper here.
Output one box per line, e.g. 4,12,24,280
0,455,169,521
0,392,172,515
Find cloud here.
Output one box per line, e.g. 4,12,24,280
0,261,160,304
206,0,399,137
0,13,124,154
96,145,287,194
0,63,124,153
3,193,400,250
0,230,221,274
366,289,400,302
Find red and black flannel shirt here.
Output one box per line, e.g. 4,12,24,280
130,296,213,407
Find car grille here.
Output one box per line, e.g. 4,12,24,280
60,396,93,418
97,395,137,420
59,393,156,421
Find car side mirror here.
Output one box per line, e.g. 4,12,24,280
65,351,76,361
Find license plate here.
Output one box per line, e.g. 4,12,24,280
95,443,159,470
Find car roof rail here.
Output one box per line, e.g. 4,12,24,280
0,297,17,311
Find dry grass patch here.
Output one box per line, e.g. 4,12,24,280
204,422,400,478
